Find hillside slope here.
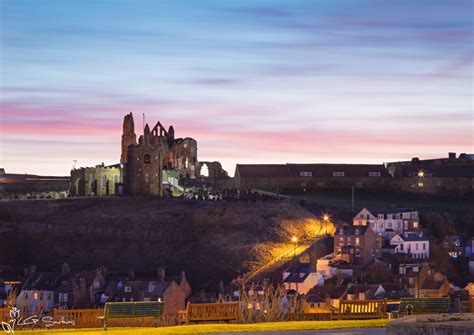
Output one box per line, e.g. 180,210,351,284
0,197,328,288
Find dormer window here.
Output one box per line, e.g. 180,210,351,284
124,286,132,293
332,171,345,177
300,171,312,177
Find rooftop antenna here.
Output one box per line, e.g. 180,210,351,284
73,160,77,169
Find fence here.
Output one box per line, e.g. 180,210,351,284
338,300,387,319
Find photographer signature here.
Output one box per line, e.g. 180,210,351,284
1,307,75,334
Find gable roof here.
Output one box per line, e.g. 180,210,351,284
307,286,348,299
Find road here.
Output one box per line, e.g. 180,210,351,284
217,328,386,335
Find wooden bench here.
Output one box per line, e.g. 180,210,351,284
102,301,164,330
287,312,333,321
338,300,387,319
178,302,239,324
398,297,450,316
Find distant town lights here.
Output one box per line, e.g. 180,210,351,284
291,236,298,243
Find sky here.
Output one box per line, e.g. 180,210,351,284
0,0,473,176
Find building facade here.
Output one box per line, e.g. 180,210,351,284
390,233,430,259
353,208,420,240
334,225,382,265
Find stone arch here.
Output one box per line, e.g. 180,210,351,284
200,164,209,177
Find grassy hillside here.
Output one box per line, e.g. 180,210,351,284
0,197,328,289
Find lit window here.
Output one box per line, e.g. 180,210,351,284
355,237,360,245
369,172,381,177
34,292,39,300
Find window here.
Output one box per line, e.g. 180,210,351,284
300,171,312,177
124,286,132,293
359,293,365,300
355,237,360,245
144,154,151,164
64,293,68,302
89,175,95,188
369,172,381,177
332,171,345,177
355,249,360,256
400,244,404,251
34,292,39,300
102,175,108,187
418,182,424,187
413,221,419,228
93,281,100,289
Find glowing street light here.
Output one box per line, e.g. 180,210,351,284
322,214,330,235
291,236,298,259
417,170,425,177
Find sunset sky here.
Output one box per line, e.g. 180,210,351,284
1,0,473,176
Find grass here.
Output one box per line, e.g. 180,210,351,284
15,319,390,334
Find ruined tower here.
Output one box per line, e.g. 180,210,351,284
121,112,137,164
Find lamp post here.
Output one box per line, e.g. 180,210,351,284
291,236,298,259
323,214,329,236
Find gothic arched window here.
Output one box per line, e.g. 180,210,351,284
102,175,108,187
144,154,151,164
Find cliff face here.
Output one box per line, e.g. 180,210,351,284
0,197,324,288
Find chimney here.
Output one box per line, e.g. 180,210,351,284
157,266,165,282
448,152,456,160
411,157,419,163
61,263,70,276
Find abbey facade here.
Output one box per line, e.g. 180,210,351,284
70,113,198,197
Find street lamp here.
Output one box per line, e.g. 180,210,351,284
323,214,330,236
417,170,424,178
291,236,298,258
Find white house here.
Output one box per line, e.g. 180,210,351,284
16,272,59,314
390,233,429,259
316,253,334,278
353,208,420,239
283,264,324,294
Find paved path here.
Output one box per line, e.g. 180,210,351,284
217,328,386,335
